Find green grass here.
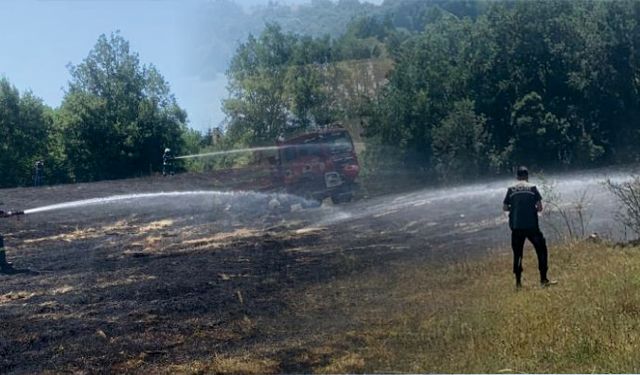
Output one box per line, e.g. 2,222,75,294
164,241,640,374
316,241,640,373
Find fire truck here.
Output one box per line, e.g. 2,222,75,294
269,125,360,207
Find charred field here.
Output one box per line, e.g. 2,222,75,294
0,170,623,373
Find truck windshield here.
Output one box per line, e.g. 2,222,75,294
281,132,352,162
325,132,353,154
281,143,324,162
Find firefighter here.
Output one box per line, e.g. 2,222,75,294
34,160,44,187
502,166,553,288
162,148,174,176
0,233,13,273
0,209,17,273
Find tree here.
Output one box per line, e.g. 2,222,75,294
365,13,474,173
606,175,640,239
365,0,640,181
59,32,187,181
432,100,488,182
215,1,640,183
0,78,52,187
223,25,293,146
224,24,338,147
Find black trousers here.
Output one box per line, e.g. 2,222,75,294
162,163,173,176
511,228,548,280
0,233,5,264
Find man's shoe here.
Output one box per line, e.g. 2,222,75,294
516,275,522,289
541,279,558,287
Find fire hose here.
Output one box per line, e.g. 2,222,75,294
0,210,24,219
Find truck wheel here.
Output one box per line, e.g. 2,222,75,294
331,192,353,204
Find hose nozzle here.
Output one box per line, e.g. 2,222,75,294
0,210,24,219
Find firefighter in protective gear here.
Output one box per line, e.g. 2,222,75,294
34,160,44,187
0,208,22,273
162,148,174,176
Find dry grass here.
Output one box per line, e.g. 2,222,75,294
13,214,640,374
165,355,279,375
209,241,640,373
326,241,640,373
23,219,174,244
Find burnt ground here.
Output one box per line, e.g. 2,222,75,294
0,172,618,373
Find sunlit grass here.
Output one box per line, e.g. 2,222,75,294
29,227,638,374
324,241,640,373
211,241,640,373
166,355,279,375
23,219,173,244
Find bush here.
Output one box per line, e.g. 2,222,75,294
605,175,640,238
539,176,593,240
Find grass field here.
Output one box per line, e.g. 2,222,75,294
190,239,640,374
2,174,635,374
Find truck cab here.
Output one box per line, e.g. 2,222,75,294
273,126,360,205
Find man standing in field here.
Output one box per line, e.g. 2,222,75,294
503,166,552,288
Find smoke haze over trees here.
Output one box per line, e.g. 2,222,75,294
366,0,640,181
219,0,640,183
189,0,484,79
2,0,640,187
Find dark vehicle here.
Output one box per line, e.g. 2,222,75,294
271,125,360,207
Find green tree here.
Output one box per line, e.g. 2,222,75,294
366,13,474,172
367,0,640,180
0,78,52,187
432,99,488,182
224,24,338,147
217,1,640,183
223,25,293,146
59,32,187,181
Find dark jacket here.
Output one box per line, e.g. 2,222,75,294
503,181,543,230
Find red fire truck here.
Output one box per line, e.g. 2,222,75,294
270,125,360,207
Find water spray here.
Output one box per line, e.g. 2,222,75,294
17,190,321,216
21,191,244,215
174,143,333,160
175,146,283,160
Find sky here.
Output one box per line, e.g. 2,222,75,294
0,0,381,132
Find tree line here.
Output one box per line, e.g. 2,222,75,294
4,0,640,188
192,0,485,79
221,0,640,183
1,33,188,188
366,0,640,182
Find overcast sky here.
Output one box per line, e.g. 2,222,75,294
0,0,381,131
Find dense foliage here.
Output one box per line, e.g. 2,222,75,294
4,0,640,188
59,33,187,182
219,0,640,183
366,0,640,181
0,79,53,187
191,0,483,78
1,33,187,186
224,24,341,147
